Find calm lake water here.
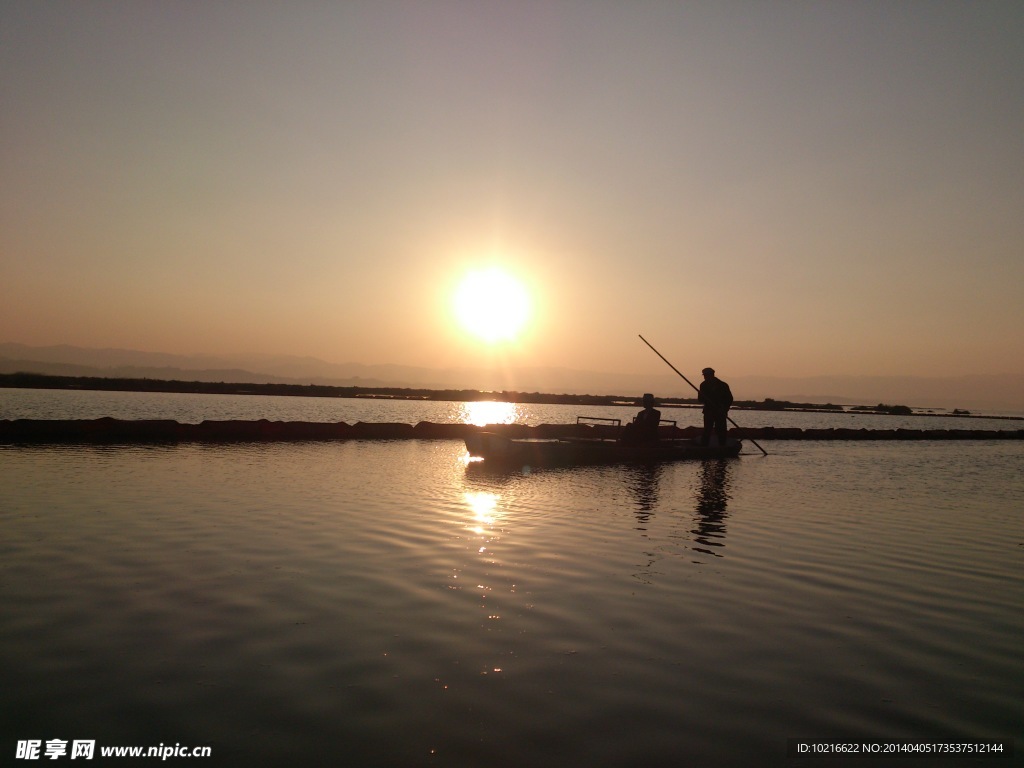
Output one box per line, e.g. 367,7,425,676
1,391,1021,766
1,386,1021,430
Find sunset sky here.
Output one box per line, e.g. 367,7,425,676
3,1,1022,385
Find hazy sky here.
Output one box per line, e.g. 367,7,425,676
3,1,1022,382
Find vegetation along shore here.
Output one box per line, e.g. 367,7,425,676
1,419,1021,445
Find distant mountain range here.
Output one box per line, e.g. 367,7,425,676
2,342,1021,413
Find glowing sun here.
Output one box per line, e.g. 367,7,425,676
453,267,531,342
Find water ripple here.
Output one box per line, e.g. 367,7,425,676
1,440,1020,766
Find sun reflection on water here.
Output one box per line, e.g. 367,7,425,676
459,401,521,426
463,490,500,533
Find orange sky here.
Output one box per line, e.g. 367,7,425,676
2,1,1022,383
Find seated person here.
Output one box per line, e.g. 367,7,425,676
620,393,661,444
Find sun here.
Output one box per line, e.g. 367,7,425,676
453,267,531,343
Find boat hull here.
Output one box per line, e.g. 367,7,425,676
465,433,742,467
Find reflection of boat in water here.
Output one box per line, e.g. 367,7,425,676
465,432,741,467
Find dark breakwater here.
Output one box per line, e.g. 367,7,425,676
1,418,1022,444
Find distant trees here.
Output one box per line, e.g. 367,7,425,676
744,398,844,411
850,403,913,415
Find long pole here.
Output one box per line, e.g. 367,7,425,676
639,334,768,456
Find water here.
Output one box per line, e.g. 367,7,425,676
1,387,1020,431
1,392,1022,766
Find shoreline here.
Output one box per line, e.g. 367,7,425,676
2,418,1022,444
2,373,1020,420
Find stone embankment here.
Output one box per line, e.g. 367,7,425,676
1,418,1021,444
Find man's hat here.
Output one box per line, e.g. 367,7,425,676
702,367,715,375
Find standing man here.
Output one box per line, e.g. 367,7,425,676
698,368,733,447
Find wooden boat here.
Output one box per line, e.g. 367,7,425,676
465,421,742,467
